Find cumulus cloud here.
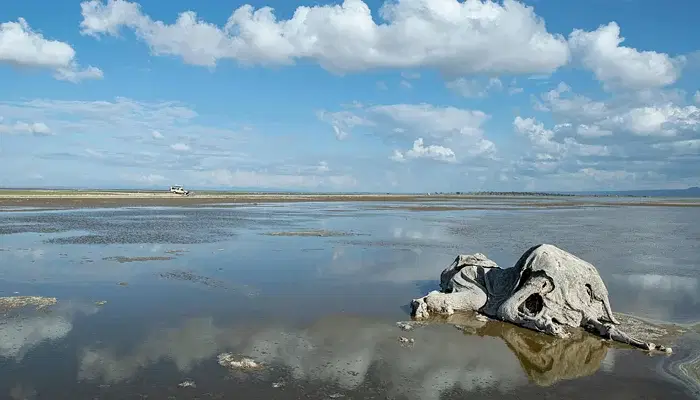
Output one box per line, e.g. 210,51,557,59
569,22,684,91
368,103,489,140
170,142,191,152
120,173,167,184
536,83,700,138
0,97,257,187
513,116,611,177
575,124,613,138
0,120,52,136
199,168,357,190
509,78,700,191
79,0,570,75
151,130,164,139
0,18,103,82
391,138,457,163
316,161,330,173
652,139,700,156
513,116,565,157
316,110,373,140
319,103,496,162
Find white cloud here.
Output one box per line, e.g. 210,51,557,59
400,80,412,89
575,124,612,138
536,82,608,120
317,110,374,140
0,120,52,136
615,105,700,137
0,97,253,180
376,81,388,91
652,139,700,156
513,116,564,156
170,142,191,152
390,150,405,163
568,22,684,91
151,130,164,139
199,168,357,190
514,116,610,162
0,18,103,82
316,161,330,173
392,138,457,163
369,103,489,139
537,83,700,138
120,173,167,184
446,77,502,98
694,90,700,105
320,103,496,162
54,65,104,83
80,0,570,75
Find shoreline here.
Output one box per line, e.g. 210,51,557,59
1,190,699,209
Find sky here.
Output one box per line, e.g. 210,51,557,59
0,0,699,193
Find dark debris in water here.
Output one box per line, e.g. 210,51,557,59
264,230,358,237
103,256,175,263
159,270,226,288
157,270,261,297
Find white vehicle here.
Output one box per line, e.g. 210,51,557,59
169,185,190,195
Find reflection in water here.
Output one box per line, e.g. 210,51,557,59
78,317,237,383
9,383,36,400
610,273,700,324
0,301,98,361
1,204,699,397
615,274,699,293
76,313,618,399
432,313,610,387
488,322,607,387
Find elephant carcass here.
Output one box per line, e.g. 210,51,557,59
410,244,671,352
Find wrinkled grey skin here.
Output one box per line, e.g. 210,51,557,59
411,244,671,352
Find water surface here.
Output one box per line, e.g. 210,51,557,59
1,201,699,399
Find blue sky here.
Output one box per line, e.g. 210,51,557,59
0,0,698,192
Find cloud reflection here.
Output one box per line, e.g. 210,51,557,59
0,301,98,361
77,314,614,399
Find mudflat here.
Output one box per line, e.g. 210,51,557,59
1,189,699,209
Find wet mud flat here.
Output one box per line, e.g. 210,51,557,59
2,190,699,210
0,202,699,399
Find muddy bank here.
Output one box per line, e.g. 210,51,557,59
0,296,56,313
2,190,698,209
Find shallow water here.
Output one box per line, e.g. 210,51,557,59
1,202,699,399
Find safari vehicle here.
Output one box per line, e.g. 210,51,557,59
169,185,190,196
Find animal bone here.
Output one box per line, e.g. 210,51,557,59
411,244,671,352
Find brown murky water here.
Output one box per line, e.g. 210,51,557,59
1,200,699,399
